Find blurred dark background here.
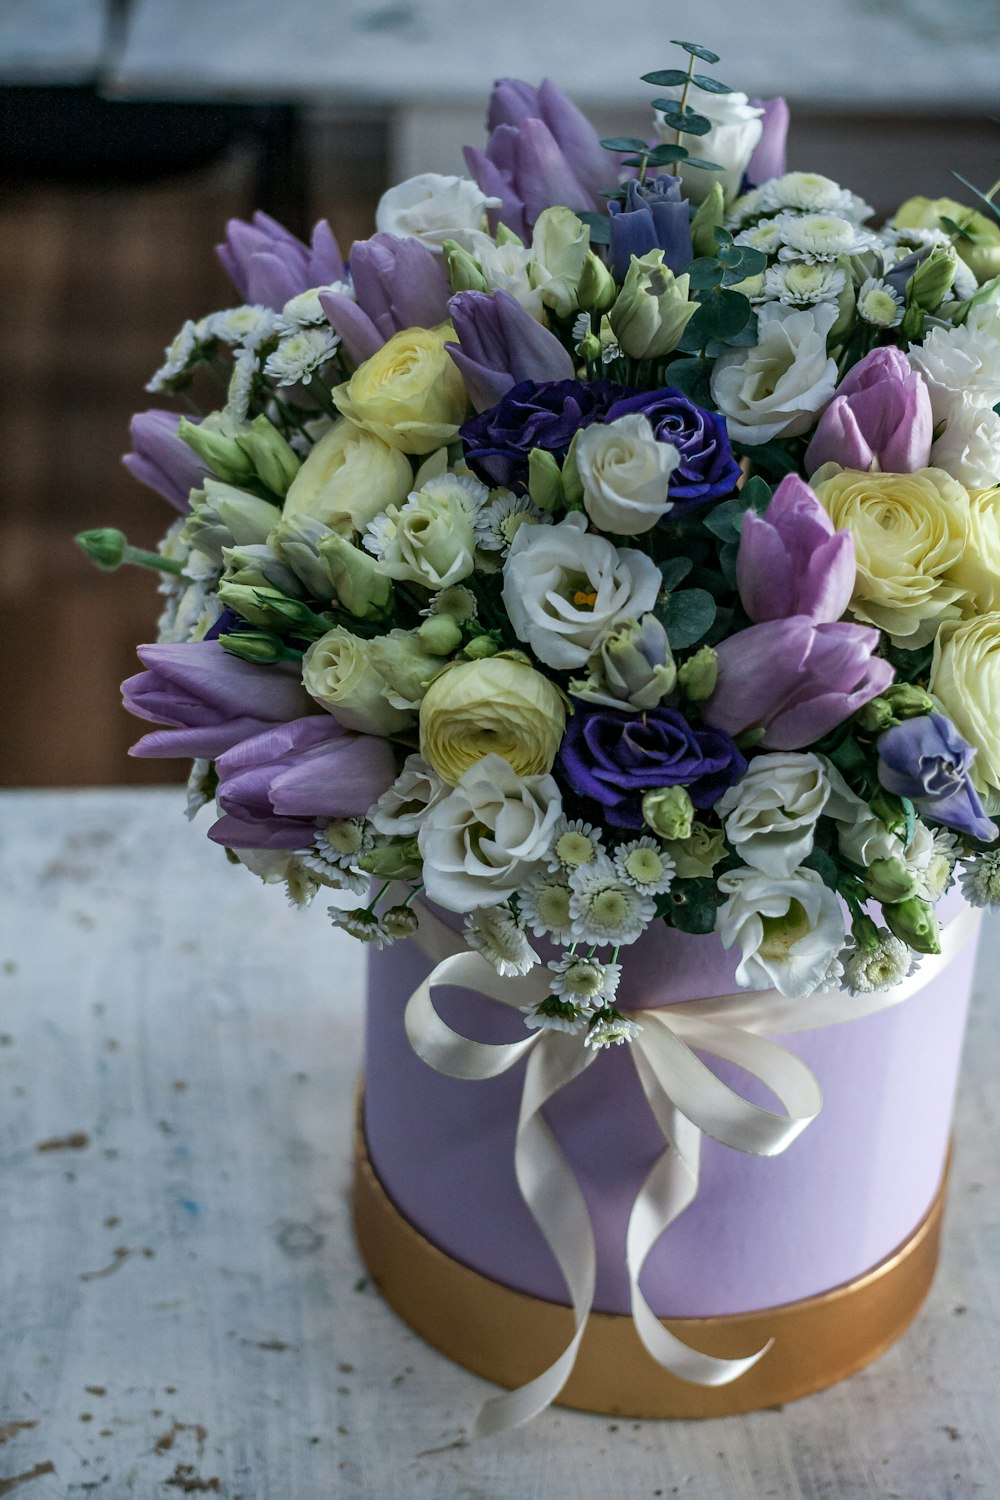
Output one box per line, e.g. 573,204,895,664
1,0,996,785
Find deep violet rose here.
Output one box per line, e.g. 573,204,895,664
460,377,629,490
557,701,747,830
604,387,741,508
877,713,997,842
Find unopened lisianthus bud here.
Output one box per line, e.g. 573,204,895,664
217,632,288,665
854,697,897,735
418,615,464,656
577,252,617,315
864,857,918,904
527,447,565,512
883,896,941,955
443,239,488,294
678,646,719,701
236,415,301,496
77,527,127,570
642,785,694,841
317,532,392,618
358,844,423,882
690,182,726,259
464,633,500,659
178,415,255,486
884,684,935,720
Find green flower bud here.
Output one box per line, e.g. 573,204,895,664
882,896,941,955
235,414,301,496
609,251,698,359
317,532,392,618
358,841,422,881
907,243,957,314
561,427,585,508
369,628,442,709
529,206,590,318
677,646,718,701
951,272,1000,327
577,251,617,315
217,583,328,633
463,633,500,659
495,223,525,249
854,696,897,735
76,527,128,570
664,822,726,877
183,480,281,568
217,631,289,665
642,785,694,841
221,543,303,596
443,239,488,294
869,788,910,840
690,182,725,260
527,447,565,512
851,912,881,952
864,856,918,904
883,684,935,719
576,331,604,364
178,414,255,486
418,614,464,656
571,614,675,711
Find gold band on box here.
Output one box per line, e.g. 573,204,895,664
352,1103,947,1420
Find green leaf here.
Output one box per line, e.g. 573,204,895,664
703,499,745,543
650,102,714,136
682,157,724,172
669,40,722,63
719,538,739,587
686,287,753,345
718,243,766,276
939,214,976,243
663,355,712,406
645,143,690,165
639,68,690,87
803,847,840,892
732,439,800,477
668,877,723,934
659,556,694,590
657,588,716,649
685,256,724,290
600,136,651,153
692,74,732,93
577,211,611,245
741,475,772,514
951,171,1000,224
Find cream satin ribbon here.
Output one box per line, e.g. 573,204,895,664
402,902,980,1437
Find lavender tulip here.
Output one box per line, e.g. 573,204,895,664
805,347,933,475
703,617,894,750
878,713,997,842
216,212,346,310
122,410,210,513
446,289,575,411
746,98,790,186
608,177,693,280
122,641,313,760
208,715,398,849
738,473,855,623
320,233,452,367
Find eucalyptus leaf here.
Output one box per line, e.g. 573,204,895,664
657,587,716,648
741,475,773,514
951,171,1000,224
704,499,745,542
669,41,722,63
803,847,840,892
685,256,724,290
668,877,723,934
659,556,694,590
600,136,651,152
645,143,690,164
577,211,611,245
682,157,724,172
662,355,712,405
939,214,976,242
719,539,740,587
638,68,690,87
686,287,753,344
732,439,801,477
692,74,732,93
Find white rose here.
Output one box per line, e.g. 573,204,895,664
502,511,662,669
716,866,845,998
711,303,839,444
366,473,484,590
820,758,905,867
418,753,562,910
369,754,447,836
576,415,680,535
283,417,412,536
654,89,763,204
929,395,1000,488
528,206,590,319
716,754,830,878
302,627,413,736
375,173,501,252
908,304,1000,424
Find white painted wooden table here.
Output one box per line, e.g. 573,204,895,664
1,788,998,1499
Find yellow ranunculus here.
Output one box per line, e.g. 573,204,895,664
418,654,566,785
930,613,1000,809
811,464,970,647
283,417,412,536
949,487,1000,613
333,324,469,455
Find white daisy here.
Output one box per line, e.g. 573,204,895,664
381,903,420,940
547,818,604,876
584,1008,643,1049
519,870,575,942
757,172,873,222
905,824,958,902
568,856,656,947
185,759,215,820
960,849,1000,909
474,490,546,553
264,326,340,386
547,953,622,1008
776,212,874,262
328,905,394,946
521,998,588,1035
298,851,369,896
843,930,918,994
278,280,353,333
147,319,201,392
734,218,787,257
200,304,280,349
763,260,846,306
725,187,766,227
465,906,539,977
856,276,904,328
613,837,675,896
285,863,321,909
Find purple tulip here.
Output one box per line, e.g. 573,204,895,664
464,77,610,239
608,177,692,279
216,212,346,310
878,713,997,842
320,233,451,367
122,410,210,513
208,715,398,849
447,289,575,412
805,347,933,475
746,98,790,186
703,617,894,750
738,473,855,624
122,641,313,760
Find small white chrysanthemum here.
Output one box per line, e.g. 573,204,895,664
547,818,604,875
584,1008,643,1049
465,906,539,977
960,849,1000,909
264,327,340,386
278,280,353,333
522,998,588,1035
568,856,656,947
905,823,958,902
725,187,766,227
776,212,874,262
613,837,676,896
520,870,575,942
474,490,546,553
329,905,394,947
381,903,420,940
763,259,846,306
547,952,622,1008
147,319,200,392
843,931,917,994
421,584,479,623
884,224,952,254
201,304,280,349
758,172,873,222
734,218,787,257
298,850,369,896
856,276,904,329
285,863,320,908
571,311,621,363
225,347,258,425
317,817,374,864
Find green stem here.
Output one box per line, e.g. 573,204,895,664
675,53,696,151
402,883,424,908
367,880,392,912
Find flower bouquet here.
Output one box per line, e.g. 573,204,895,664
80,41,1000,1431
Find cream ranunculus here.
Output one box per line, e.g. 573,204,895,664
949,486,1000,612
654,90,763,205
302,626,413,736
716,753,830,879
930,613,1000,807
366,473,484,590
502,511,662,670
711,302,839,444
811,463,970,647
375,173,501,252
333,324,469,454
576,414,680,534
417,753,563,910
418,654,567,785
282,417,412,536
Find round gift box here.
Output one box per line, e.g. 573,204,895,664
354,895,977,1418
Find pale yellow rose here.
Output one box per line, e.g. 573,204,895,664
812,464,970,647
929,613,1000,808
662,823,727,878
302,627,413,736
333,324,469,455
283,418,412,536
949,487,1000,613
419,654,566,785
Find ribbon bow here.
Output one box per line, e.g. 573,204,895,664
403,902,979,1437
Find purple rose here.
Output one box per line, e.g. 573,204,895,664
557,702,747,830
737,473,855,623
604,387,741,508
878,713,997,842
460,377,628,490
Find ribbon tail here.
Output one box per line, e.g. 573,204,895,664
475,1033,598,1437
627,1049,771,1387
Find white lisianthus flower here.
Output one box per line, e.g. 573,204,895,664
502,511,662,669
575,414,680,535
417,754,562,910
757,172,873,222
654,89,763,204
715,866,845,998
366,473,486,590
465,905,539,976
369,754,447,837
528,206,590,319
908,304,1000,424
710,302,839,444
302,627,414,736
375,172,501,252
463,230,543,318
716,754,830,879
568,855,656,947
820,758,905,868
929,397,1000,489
